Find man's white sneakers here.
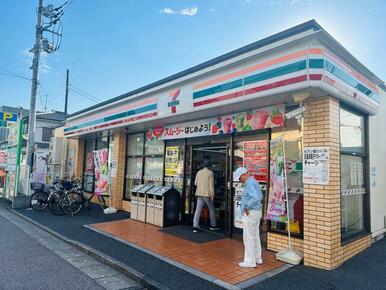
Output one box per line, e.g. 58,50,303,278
238,259,263,268
238,262,256,268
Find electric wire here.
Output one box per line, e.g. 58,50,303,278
0,67,31,81
68,88,100,104
69,84,103,102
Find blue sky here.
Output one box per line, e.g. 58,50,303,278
0,0,385,114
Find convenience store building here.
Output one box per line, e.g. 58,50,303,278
62,20,386,270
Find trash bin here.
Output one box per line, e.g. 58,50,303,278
151,186,181,227
130,184,145,221
146,185,164,225
137,184,154,222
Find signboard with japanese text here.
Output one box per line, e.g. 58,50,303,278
147,105,284,140
5,120,22,199
233,183,244,229
266,138,286,222
303,147,329,185
243,141,268,182
165,146,179,177
0,150,6,167
7,123,19,146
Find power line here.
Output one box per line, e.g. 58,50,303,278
68,87,99,104
0,67,31,81
69,84,103,102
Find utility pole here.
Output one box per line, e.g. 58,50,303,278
25,0,43,181
64,69,69,117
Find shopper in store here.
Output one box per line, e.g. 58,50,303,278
193,159,220,232
233,167,263,268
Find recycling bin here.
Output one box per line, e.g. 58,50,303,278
130,184,145,221
136,184,154,222
150,186,181,227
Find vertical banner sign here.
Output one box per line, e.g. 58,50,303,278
243,141,268,182
233,184,244,229
32,152,48,183
165,146,179,177
303,147,329,185
266,138,286,222
5,121,22,199
93,149,109,195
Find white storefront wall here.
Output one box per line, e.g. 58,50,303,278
369,88,386,238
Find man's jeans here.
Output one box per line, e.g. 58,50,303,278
193,197,217,228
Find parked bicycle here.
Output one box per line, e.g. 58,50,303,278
30,179,74,216
60,181,107,215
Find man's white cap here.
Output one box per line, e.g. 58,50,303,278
233,167,248,182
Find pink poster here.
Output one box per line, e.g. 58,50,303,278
93,149,109,195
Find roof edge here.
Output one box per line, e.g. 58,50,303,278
68,19,321,118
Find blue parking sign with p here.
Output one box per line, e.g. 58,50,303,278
0,112,17,122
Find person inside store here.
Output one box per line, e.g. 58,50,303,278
233,167,263,268
193,159,220,233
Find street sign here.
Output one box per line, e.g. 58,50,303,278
0,112,17,127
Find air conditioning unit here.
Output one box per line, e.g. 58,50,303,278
48,137,64,165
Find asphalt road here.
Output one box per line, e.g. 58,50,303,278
0,214,106,290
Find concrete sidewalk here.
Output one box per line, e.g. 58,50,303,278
5,201,386,290
0,205,142,290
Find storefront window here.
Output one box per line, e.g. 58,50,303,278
127,133,144,155
340,107,367,240
144,156,163,183
83,140,95,192
269,118,304,236
125,133,144,200
145,138,164,155
124,133,164,200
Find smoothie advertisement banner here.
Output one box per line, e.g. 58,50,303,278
266,137,287,222
93,149,109,195
146,104,284,140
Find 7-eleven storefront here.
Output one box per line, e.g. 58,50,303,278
62,21,386,270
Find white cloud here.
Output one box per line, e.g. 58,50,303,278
160,8,176,15
180,7,198,16
160,7,198,16
209,8,217,13
290,0,299,4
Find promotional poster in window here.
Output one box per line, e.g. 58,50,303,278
93,149,109,195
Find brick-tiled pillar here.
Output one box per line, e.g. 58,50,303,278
109,129,127,210
302,97,342,269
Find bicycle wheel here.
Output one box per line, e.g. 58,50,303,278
48,191,65,216
30,191,49,210
61,191,83,215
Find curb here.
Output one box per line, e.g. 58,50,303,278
8,208,167,290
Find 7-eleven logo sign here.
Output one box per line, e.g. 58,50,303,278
167,88,180,114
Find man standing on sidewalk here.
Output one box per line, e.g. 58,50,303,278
233,167,263,268
193,159,219,232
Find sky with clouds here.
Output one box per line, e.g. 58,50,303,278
0,0,385,114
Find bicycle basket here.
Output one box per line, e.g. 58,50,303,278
62,180,73,190
30,182,45,191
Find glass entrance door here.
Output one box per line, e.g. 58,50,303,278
186,143,230,235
